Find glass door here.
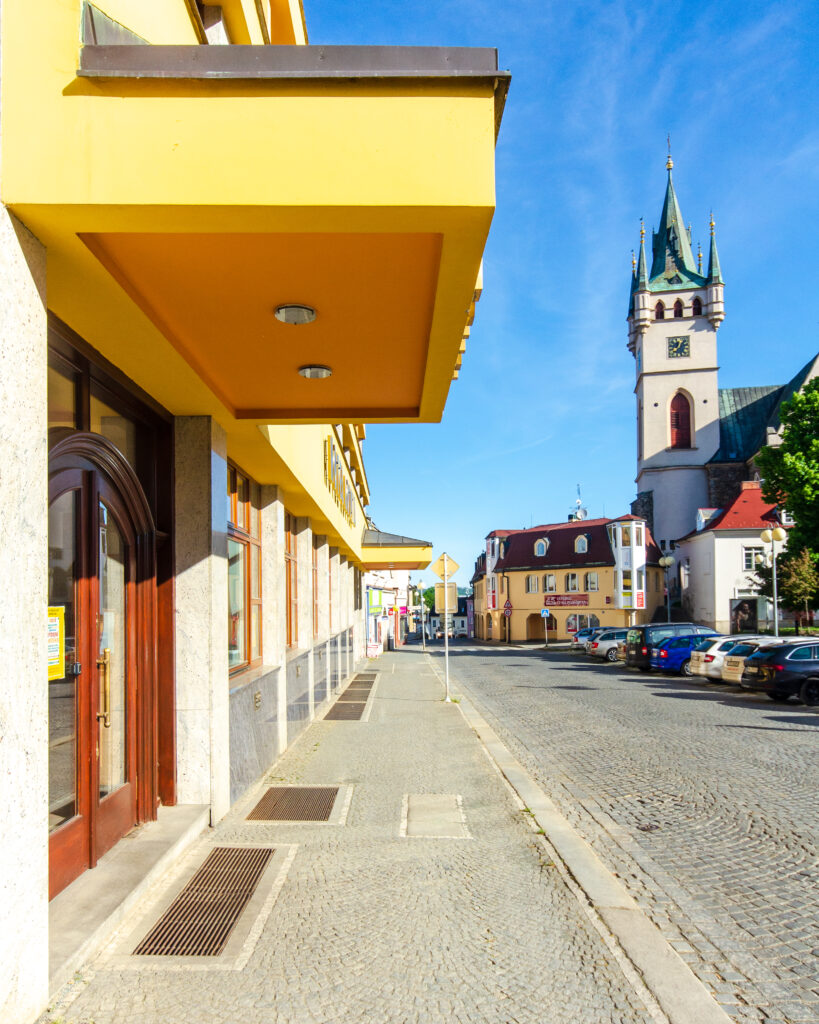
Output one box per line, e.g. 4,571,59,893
48,469,138,898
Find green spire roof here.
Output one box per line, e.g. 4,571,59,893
707,216,723,284
648,158,706,293
636,224,649,289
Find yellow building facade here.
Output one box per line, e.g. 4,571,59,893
472,517,665,642
0,3,507,1021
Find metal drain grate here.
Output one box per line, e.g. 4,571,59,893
133,846,273,957
247,786,339,821
325,701,367,720
339,687,371,700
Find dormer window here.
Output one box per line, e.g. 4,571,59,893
673,299,684,318
574,535,588,554
654,301,665,320
692,296,702,316
534,537,549,557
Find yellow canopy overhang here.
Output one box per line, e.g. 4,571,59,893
2,29,509,424
361,529,433,571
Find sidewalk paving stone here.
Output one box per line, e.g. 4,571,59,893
45,652,655,1024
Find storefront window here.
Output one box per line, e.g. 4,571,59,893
48,363,77,431
228,464,262,671
90,390,138,470
285,512,298,648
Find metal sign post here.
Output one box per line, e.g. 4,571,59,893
443,553,451,702
420,584,426,652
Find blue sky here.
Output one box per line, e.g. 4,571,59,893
308,0,819,590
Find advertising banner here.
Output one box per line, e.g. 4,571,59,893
730,598,758,634
543,594,589,607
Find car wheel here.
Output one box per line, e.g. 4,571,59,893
800,678,819,707
606,647,617,662
767,692,791,703
681,659,692,677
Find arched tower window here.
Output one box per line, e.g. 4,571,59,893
692,296,702,316
670,393,692,449
673,299,684,318
654,301,665,320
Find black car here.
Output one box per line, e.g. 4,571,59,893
625,622,717,671
740,641,819,704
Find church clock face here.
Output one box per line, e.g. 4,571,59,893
667,335,690,358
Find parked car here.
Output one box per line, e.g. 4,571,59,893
588,628,629,662
721,638,790,684
626,623,718,671
583,627,611,653
571,627,598,652
740,641,819,704
649,634,708,675
690,635,763,680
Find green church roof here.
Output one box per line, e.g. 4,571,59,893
648,160,707,293
710,386,783,463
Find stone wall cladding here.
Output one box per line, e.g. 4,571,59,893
228,668,281,805
706,463,747,511
286,653,311,744
630,490,654,536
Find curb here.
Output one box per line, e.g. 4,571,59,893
434,665,734,1024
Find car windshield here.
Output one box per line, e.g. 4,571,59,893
694,639,716,652
728,643,754,656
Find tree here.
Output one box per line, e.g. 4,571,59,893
756,378,819,553
778,548,819,626
422,587,435,612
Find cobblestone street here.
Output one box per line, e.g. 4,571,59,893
439,642,819,1024
47,651,655,1024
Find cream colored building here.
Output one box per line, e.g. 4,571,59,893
473,516,663,642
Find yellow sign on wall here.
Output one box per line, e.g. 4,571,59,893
323,436,356,527
47,606,65,681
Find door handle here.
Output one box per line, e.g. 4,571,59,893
96,647,111,728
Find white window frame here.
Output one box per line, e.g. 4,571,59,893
544,573,556,593
574,535,588,554
525,574,538,594
585,572,599,592
743,546,764,571
534,538,549,557
565,572,578,592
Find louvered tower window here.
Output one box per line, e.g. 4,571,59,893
670,393,692,449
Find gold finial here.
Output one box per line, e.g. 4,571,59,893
697,243,702,273
631,250,636,271
666,134,673,171
710,211,715,234
640,218,645,242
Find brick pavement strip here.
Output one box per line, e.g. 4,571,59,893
436,643,819,1024
44,651,657,1024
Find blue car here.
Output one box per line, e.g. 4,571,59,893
649,634,715,676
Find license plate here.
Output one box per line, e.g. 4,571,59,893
745,665,757,674
650,649,657,656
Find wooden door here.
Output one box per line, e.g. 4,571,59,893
48,464,142,898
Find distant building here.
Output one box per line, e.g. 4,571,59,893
675,482,786,633
627,153,817,604
472,516,662,642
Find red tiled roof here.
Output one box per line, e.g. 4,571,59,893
676,482,781,541
491,516,661,572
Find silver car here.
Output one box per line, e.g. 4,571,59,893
588,628,629,662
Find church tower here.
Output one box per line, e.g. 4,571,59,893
628,152,725,552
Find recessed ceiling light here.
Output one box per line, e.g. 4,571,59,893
274,303,317,325
298,364,332,380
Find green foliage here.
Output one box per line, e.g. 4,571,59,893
779,548,819,619
756,378,819,552
422,586,435,611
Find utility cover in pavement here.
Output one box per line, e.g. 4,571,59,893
404,794,470,839
247,787,339,822
133,846,273,957
325,701,367,720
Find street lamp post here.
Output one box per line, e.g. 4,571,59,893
659,555,674,623
760,526,787,636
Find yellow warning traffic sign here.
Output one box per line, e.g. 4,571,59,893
431,553,459,580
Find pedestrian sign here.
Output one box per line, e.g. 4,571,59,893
431,553,459,580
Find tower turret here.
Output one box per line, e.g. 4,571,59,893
706,214,725,329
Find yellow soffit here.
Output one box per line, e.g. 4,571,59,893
361,545,433,571
3,31,510,424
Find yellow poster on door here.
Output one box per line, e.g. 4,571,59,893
47,606,65,681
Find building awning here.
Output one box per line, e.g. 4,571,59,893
361,529,432,570
4,41,509,425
